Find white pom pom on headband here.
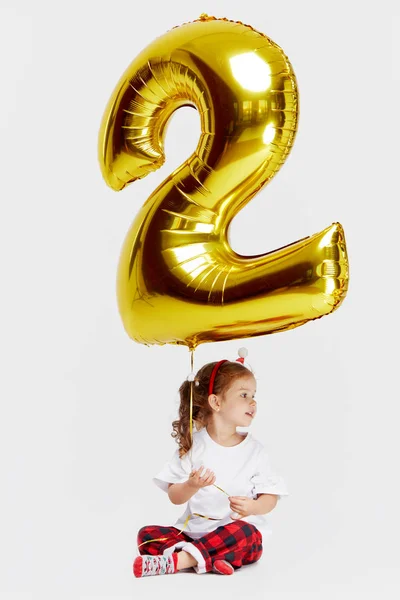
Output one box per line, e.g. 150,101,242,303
236,347,248,364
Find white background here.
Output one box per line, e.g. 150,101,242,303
1,1,399,599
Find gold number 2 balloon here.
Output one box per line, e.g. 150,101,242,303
98,14,349,350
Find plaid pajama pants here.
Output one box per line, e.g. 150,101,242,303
137,520,263,574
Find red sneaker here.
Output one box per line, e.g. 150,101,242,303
212,559,234,575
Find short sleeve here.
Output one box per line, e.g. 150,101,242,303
152,448,192,493
250,448,288,500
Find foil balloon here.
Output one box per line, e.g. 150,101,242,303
98,14,349,350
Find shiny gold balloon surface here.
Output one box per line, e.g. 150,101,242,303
99,15,349,350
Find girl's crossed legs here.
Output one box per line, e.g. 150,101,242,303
136,520,263,574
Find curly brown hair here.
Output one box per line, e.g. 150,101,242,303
171,361,254,458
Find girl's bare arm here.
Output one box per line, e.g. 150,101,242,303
167,467,216,505
252,493,278,514
167,481,198,505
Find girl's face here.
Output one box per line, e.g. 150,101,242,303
218,374,257,426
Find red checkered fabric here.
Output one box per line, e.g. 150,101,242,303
137,520,263,573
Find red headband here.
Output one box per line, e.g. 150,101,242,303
207,348,248,396
208,360,228,396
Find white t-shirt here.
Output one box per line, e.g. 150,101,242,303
152,426,288,540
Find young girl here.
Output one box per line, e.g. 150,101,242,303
133,353,288,577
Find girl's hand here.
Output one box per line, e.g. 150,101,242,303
228,496,255,519
187,466,216,490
